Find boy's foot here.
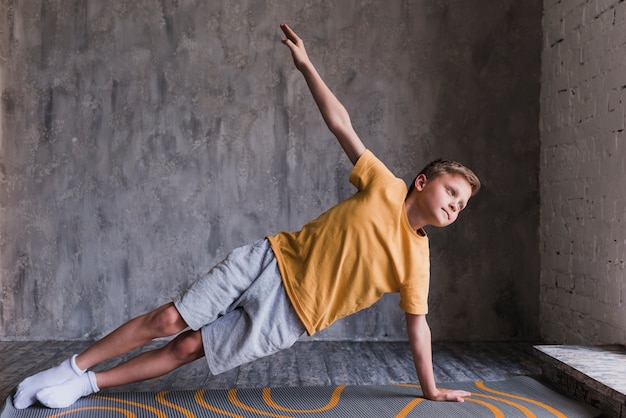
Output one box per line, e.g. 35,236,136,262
13,354,84,409
36,371,99,409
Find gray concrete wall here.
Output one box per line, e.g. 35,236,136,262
0,0,542,341
540,0,626,345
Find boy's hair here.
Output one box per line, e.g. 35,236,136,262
407,159,481,197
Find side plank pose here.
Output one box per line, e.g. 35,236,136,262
14,24,480,409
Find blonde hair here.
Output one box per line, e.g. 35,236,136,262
407,159,481,197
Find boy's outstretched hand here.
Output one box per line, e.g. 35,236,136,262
277,23,366,165
280,24,311,72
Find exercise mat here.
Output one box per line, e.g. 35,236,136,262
1,376,600,417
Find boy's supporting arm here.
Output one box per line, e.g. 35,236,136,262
405,313,472,402
280,24,366,166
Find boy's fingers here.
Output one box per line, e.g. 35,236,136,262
280,23,293,36
280,23,299,45
281,38,295,51
437,389,471,402
453,390,472,402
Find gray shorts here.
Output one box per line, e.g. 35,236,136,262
173,239,305,375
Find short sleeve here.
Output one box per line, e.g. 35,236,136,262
349,150,397,191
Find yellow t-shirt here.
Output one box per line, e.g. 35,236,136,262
267,150,430,335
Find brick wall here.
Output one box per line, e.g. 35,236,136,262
540,0,626,345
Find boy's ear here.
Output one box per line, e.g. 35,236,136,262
414,174,428,192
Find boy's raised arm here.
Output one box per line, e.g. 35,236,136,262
280,24,366,166
405,313,472,402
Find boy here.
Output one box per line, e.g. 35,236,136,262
14,24,480,409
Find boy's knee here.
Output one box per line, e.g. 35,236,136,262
146,303,188,336
170,330,204,362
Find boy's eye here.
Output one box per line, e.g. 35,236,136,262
447,188,455,196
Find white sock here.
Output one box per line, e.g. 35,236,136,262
36,371,99,409
13,354,84,409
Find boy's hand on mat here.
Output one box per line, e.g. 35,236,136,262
426,388,472,402
280,24,311,72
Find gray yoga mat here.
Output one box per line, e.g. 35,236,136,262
1,376,600,417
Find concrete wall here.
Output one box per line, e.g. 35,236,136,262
0,0,542,341
540,0,626,345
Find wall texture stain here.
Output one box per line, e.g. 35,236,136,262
0,0,542,341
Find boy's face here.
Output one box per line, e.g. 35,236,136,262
414,173,472,227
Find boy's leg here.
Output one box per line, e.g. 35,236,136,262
16,239,272,409
75,302,189,370
97,328,204,389
36,329,204,409
14,302,188,409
